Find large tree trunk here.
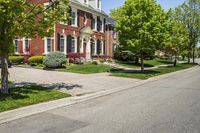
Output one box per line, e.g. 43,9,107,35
1,52,9,94
140,53,144,73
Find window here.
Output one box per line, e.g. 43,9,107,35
24,37,29,52
91,17,96,30
14,39,18,52
47,37,52,52
71,11,76,25
71,37,75,53
97,40,102,55
97,0,100,9
60,35,65,52
91,39,95,55
84,0,88,4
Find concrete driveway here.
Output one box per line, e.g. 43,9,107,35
9,67,140,96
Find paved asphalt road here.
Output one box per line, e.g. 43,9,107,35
0,61,200,133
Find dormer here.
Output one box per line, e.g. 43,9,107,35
88,0,102,10
82,0,88,5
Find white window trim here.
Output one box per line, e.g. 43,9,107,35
100,41,104,55
100,17,104,33
71,8,78,27
97,0,101,10
92,15,97,31
83,0,88,5
59,35,67,54
71,36,77,53
23,37,31,53
13,39,20,55
44,37,53,54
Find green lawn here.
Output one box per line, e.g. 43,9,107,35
116,59,174,68
0,85,71,112
61,64,119,74
111,63,197,80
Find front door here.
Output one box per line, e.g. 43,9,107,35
83,43,87,58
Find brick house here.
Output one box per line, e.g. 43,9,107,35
14,0,118,61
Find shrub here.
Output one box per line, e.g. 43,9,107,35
28,56,44,66
91,61,98,65
158,56,169,60
43,52,67,68
9,56,24,64
107,58,113,63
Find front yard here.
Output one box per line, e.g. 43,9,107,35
111,63,197,79
0,85,71,112
61,64,119,74
116,58,174,68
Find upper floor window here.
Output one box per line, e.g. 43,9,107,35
97,0,101,9
70,8,77,26
84,0,88,4
91,17,96,30
71,12,76,25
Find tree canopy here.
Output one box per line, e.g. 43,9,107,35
113,0,168,71
0,0,70,93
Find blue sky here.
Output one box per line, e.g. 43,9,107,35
102,0,186,14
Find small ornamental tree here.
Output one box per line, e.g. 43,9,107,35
0,0,70,93
115,0,168,72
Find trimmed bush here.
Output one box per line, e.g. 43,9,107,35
43,52,67,68
91,61,98,65
28,56,44,66
9,56,24,64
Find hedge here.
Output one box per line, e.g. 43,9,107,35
9,56,24,64
28,56,44,66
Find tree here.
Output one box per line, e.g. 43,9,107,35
0,0,70,93
115,0,168,72
165,20,189,66
175,0,200,64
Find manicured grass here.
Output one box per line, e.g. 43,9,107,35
116,59,174,68
111,63,197,80
0,85,71,112
61,64,119,74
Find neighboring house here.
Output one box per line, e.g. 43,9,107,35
13,0,117,61
105,17,119,58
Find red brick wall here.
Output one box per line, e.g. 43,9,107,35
15,0,107,57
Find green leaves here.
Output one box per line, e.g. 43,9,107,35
114,0,167,53
0,0,70,53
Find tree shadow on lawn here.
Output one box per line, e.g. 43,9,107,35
0,82,82,101
157,60,173,64
111,69,161,75
118,61,154,68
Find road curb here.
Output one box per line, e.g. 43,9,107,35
0,65,198,124
148,65,199,81
0,80,148,124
